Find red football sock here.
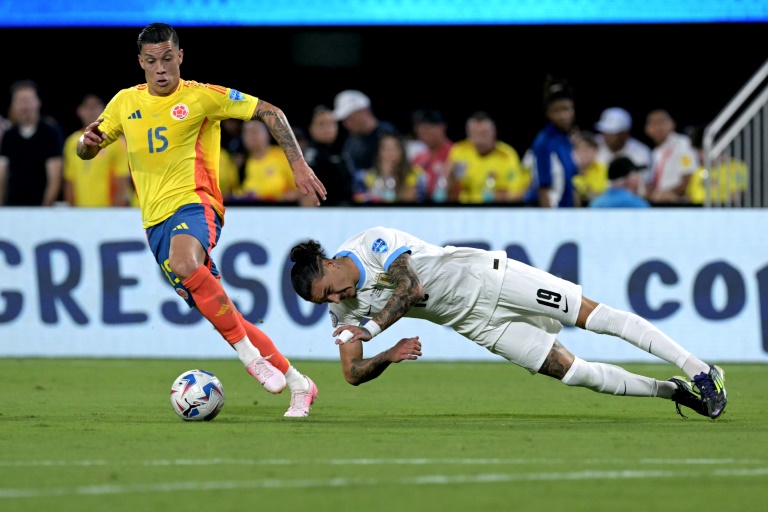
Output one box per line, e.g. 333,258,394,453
182,266,246,344
239,313,290,375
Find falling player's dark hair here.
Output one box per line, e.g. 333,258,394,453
290,240,328,302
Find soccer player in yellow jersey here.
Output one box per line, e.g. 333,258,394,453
76,23,328,417
64,94,130,206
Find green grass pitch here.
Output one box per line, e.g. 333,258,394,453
1,359,766,512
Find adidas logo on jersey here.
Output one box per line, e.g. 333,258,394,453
172,223,189,231
127,110,142,119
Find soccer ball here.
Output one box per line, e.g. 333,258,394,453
170,369,225,421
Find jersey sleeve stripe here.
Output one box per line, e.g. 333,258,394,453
193,118,226,222
384,246,411,270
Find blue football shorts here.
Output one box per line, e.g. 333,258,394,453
145,203,223,308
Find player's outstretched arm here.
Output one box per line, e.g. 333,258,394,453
332,254,425,345
252,99,327,205
76,118,106,160
340,336,421,386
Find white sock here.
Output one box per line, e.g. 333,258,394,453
285,366,309,392
682,355,711,380
561,357,660,397
232,337,261,365
585,304,709,378
656,380,677,400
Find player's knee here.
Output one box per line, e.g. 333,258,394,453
168,256,199,281
584,303,625,336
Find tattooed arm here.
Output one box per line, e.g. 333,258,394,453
339,336,422,385
252,99,327,204
365,253,425,340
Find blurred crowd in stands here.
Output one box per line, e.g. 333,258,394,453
0,77,748,209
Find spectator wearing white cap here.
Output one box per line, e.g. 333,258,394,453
594,107,652,189
332,90,398,177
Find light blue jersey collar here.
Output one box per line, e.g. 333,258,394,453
335,251,366,289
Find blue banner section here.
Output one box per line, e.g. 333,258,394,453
1,0,766,27
0,207,766,362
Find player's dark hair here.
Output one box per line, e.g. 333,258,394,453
290,240,327,301
137,23,179,53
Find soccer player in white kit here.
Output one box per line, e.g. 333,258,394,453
290,226,727,420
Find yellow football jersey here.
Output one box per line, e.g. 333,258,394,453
573,161,609,203
236,147,297,202
64,129,129,206
98,80,258,228
448,140,528,203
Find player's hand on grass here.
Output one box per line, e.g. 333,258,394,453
387,336,421,363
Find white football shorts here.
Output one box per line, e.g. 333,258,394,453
472,258,583,374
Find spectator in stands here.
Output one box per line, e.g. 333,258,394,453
409,108,454,203
644,109,698,205
446,111,527,204
594,107,652,189
234,120,299,204
333,89,398,174
0,79,63,206
590,156,651,208
355,132,426,204
221,118,246,170
63,93,130,206
571,131,608,207
524,76,578,207
685,125,748,206
303,105,356,206
218,144,240,203
0,113,10,149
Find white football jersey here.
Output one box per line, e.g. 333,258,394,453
328,226,507,340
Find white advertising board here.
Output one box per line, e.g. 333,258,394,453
1,207,766,363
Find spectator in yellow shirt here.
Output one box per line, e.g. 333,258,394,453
571,131,608,206
446,111,528,204
63,94,129,206
234,120,299,203
686,125,748,206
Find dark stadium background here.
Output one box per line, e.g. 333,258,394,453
2,23,765,151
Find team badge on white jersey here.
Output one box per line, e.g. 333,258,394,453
371,238,388,253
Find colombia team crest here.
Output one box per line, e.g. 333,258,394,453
170,103,189,120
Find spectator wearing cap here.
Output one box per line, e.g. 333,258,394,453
594,107,653,188
409,108,454,203
524,75,579,207
589,156,650,208
332,90,398,177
